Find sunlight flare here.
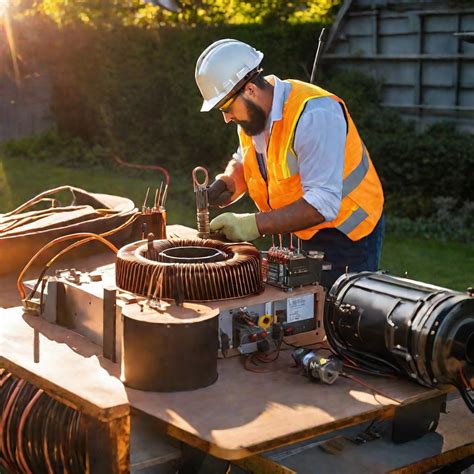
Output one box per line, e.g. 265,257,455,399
0,0,10,18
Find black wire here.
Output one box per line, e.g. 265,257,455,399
27,267,48,300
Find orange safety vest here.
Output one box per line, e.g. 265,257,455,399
240,79,384,241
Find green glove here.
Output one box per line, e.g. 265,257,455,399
210,212,260,242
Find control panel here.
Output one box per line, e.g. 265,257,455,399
217,288,324,355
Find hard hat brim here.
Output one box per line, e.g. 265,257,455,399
200,99,216,113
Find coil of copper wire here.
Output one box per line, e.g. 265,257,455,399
116,238,264,301
0,370,85,473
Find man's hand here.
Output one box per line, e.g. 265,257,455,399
210,213,260,242
207,179,233,207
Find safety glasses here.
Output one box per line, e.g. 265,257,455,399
217,68,261,113
218,89,243,113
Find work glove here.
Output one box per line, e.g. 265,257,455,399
210,213,260,242
207,177,233,207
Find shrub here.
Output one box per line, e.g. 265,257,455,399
4,20,472,242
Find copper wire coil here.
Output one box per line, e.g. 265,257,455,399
116,238,264,301
0,371,85,473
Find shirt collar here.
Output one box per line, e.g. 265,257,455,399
266,75,292,127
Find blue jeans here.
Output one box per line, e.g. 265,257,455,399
302,214,385,290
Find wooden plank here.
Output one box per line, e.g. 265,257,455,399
323,54,474,60
126,348,445,460
249,398,473,474
0,307,129,421
84,414,130,474
390,444,474,474
130,410,181,471
235,456,296,474
381,103,474,114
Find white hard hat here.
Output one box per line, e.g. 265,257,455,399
195,39,264,112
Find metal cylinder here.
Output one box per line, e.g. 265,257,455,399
196,205,210,236
121,302,219,391
325,272,474,411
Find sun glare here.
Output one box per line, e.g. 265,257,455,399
0,0,10,18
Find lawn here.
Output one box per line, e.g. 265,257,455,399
1,155,472,291
0,154,197,227
381,235,472,291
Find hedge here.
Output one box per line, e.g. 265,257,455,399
3,20,473,241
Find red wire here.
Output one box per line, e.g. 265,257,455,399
244,355,268,373
112,154,170,186
342,373,401,404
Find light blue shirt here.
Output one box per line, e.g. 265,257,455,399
233,75,347,221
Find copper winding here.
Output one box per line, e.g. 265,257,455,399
116,238,264,301
0,371,85,473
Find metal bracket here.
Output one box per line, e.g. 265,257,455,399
103,287,117,362
392,393,447,443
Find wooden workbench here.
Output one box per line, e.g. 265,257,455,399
1,224,472,470
126,347,446,460
1,305,449,462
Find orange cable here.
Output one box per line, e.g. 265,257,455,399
45,213,139,267
3,186,75,218
17,233,119,300
22,212,140,300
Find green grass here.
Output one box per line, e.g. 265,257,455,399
0,154,196,227
1,155,472,291
381,235,473,291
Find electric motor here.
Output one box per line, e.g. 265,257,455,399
325,272,474,412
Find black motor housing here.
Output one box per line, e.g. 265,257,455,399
325,272,474,411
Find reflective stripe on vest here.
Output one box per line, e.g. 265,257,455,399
336,206,369,235
342,143,369,198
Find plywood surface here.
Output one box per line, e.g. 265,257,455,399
127,348,445,460
0,306,128,421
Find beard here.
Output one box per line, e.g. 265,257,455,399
236,97,267,136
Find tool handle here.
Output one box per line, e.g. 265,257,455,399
310,27,329,85
192,166,209,190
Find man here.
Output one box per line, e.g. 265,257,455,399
195,39,384,288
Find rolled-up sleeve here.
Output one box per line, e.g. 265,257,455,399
232,146,243,163
293,97,347,222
